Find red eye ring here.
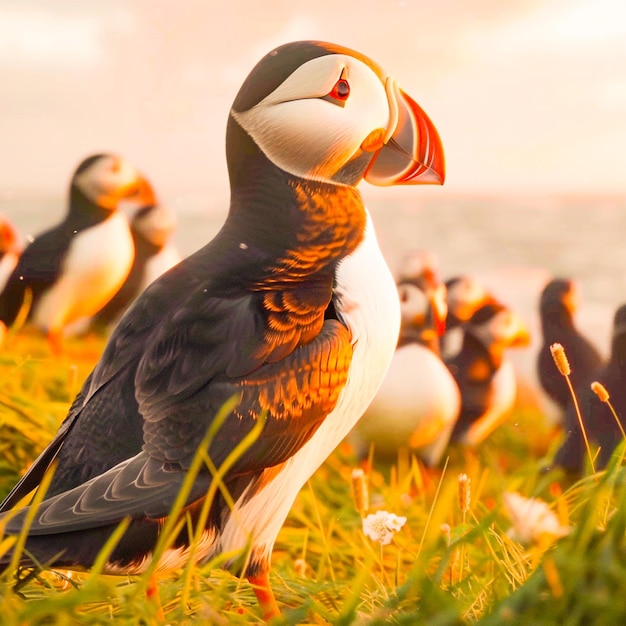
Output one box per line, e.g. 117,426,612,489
329,78,350,101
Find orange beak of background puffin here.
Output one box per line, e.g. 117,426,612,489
364,78,445,186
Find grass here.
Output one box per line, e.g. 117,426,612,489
1,331,625,624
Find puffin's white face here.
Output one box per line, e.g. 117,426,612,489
232,54,392,184
74,156,156,211
474,309,531,348
448,277,493,321
131,203,177,247
398,283,430,328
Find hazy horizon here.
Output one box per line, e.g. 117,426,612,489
2,0,626,203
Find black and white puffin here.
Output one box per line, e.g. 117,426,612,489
442,274,499,358
553,303,626,474
92,202,181,330
0,154,156,351
537,278,603,417
356,282,459,466
0,41,445,619
395,249,446,334
447,302,530,446
0,213,23,293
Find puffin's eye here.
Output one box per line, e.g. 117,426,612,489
321,77,351,107
330,78,350,100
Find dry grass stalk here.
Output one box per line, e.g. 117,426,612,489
591,381,626,440
550,343,596,475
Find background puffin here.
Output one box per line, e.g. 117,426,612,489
0,154,156,351
552,303,626,474
91,202,181,331
537,278,603,420
447,302,530,446
0,41,445,620
0,214,23,292
442,275,499,358
355,281,460,467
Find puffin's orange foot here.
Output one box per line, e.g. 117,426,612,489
248,571,281,622
47,330,64,355
146,575,165,621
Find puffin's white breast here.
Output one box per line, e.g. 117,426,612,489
32,213,134,334
217,209,401,560
357,343,461,456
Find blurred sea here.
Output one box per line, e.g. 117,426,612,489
2,189,625,409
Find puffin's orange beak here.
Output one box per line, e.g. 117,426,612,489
364,78,445,186
122,176,158,208
430,283,448,336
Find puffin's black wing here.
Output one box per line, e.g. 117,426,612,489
0,226,72,325
1,239,353,530
3,452,208,535
2,312,352,535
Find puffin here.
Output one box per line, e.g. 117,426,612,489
0,213,23,292
553,303,626,474
447,302,530,446
441,275,498,358
0,154,156,351
395,249,446,334
92,202,181,330
356,281,459,466
537,278,603,417
0,41,445,620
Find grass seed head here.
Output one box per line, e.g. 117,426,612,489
458,473,471,515
440,523,451,547
591,381,610,402
351,468,369,515
550,343,571,376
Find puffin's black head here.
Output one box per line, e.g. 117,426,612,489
540,278,577,316
69,154,157,213
227,40,445,190
445,275,498,327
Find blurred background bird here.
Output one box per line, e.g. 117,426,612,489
442,275,499,359
0,213,23,293
91,201,181,331
0,154,156,352
537,278,603,424
355,280,459,467
552,302,626,474
447,301,531,446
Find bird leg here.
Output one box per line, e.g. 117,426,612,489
146,574,166,621
248,571,280,622
47,330,64,356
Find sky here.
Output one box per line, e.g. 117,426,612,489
1,0,626,204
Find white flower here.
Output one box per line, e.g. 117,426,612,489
503,491,570,544
362,510,407,545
